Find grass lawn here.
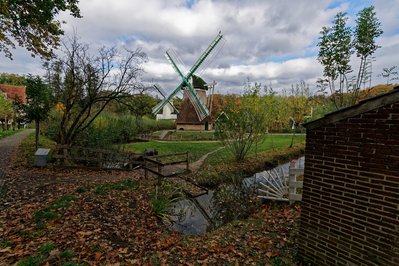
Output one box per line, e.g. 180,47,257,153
124,140,223,162
202,134,305,166
0,128,23,139
169,131,216,141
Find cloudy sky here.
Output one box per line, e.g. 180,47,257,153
1,0,399,95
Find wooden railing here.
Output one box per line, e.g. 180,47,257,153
53,145,142,170
143,152,190,178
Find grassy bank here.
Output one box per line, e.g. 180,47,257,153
0,129,22,139
167,131,217,141
125,134,306,187
195,142,305,187
124,140,223,162
14,133,57,167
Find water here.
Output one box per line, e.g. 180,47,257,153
169,157,305,235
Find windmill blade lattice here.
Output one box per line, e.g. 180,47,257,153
166,48,188,77
152,32,224,120
257,167,289,201
153,84,179,114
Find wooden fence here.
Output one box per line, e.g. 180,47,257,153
53,145,142,170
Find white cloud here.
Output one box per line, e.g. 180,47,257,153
1,0,399,96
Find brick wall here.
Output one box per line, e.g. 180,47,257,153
299,102,399,265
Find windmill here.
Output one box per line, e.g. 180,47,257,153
153,84,178,120
152,32,225,130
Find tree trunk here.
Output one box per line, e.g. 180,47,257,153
35,120,40,151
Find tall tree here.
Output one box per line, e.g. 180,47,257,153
353,6,383,103
0,0,81,59
0,73,26,85
317,12,352,108
24,75,52,150
45,35,147,146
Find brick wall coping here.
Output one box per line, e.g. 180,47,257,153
304,88,399,130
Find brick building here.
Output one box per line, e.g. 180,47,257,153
299,88,399,265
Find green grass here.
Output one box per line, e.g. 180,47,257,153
15,132,56,166
18,255,43,266
33,195,77,223
169,131,217,141
125,134,305,166
194,134,306,187
207,134,306,166
0,128,22,139
124,140,223,162
94,179,138,195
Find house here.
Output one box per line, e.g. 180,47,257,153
156,102,177,121
0,84,26,129
299,88,399,265
0,84,26,103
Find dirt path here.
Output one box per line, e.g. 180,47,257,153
190,146,224,173
0,129,34,184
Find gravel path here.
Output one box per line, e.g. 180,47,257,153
0,129,34,175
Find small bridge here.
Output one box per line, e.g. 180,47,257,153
143,152,208,197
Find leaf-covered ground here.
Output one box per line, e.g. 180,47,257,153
0,166,302,265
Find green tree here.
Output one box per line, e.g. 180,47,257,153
0,73,25,85
317,12,352,108
353,5,383,103
0,0,81,59
215,88,267,162
115,93,160,132
0,92,13,130
24,75,52,150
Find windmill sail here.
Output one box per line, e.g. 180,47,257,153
153,84,179,114
152,32,224,121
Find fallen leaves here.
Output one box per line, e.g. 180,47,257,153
0,166,302,265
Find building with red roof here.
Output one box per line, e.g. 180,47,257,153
0,84,27,103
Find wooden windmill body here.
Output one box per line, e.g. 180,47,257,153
176,75,213,131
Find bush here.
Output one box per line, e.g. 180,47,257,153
44,111,175,147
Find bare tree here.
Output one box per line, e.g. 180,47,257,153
45,35,147,146
379,66,398,85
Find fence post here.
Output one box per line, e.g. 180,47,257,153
186,152,189,172
157,160,162,176
144,157,148,179
98,152,103,168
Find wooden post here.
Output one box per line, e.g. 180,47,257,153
144,157,148,179
98,152,103,168
186,152,189,172
158,161,162,176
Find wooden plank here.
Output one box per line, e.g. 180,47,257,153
151,152,188,159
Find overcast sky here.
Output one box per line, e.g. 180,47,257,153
1,0,398,95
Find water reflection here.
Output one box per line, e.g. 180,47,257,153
170,157,305,235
